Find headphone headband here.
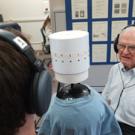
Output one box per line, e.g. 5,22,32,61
0,29,44,71
122,24,135,31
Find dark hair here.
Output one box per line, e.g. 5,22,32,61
0,29,35,135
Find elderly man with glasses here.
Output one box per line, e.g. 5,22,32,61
102,25,135,135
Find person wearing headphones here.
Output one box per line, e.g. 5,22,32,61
0,28,52,135
102,25,135,135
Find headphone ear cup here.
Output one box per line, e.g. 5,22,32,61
32,70,52,116
114,34,119,53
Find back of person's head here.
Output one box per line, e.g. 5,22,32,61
0,29,35,135
0,28,52,135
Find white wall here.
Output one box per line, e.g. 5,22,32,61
0,0,49,50
49,0,65,32
0,0,48,20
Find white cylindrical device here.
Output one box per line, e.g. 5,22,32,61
49,30,90,83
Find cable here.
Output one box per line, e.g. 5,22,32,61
114,83,135,114
114,87,124,114
114,54,135,114
35,117,42,134
114,55,124,114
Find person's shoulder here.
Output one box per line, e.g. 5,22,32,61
111,63,119,68
89,87,110,110
88,86,103,99
109,63,120,73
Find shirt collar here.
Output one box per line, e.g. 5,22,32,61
119,62,135,73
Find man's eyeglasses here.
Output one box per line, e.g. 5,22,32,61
117,44,135,53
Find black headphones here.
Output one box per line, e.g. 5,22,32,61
114,24,135,53
0,29,52,116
